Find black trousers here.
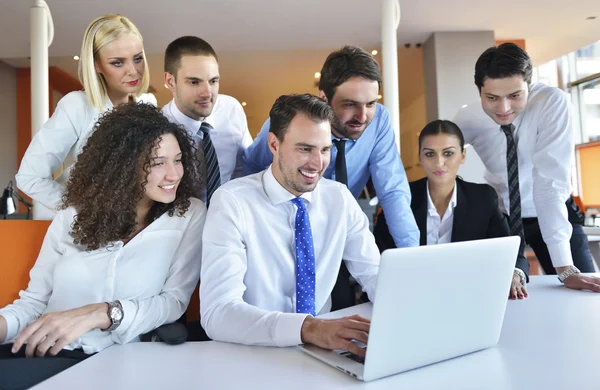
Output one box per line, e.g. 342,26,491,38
523,218,596,275
0,344,91,390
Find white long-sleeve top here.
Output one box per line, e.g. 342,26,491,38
16,91,157,214
200,167,380,347
0,198,205,354
454,83,574,267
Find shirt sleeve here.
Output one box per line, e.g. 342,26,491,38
232,100,254,179
531,90,574,268
369,106,420,248
15,92,88,211
241,118,274,176
0,211,66,343
110,202,206,344
341,189,381,301
200,189,308,347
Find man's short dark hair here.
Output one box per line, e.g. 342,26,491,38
318,46,382,101
474,43,532,91
164,36,218,78
269,94,334,141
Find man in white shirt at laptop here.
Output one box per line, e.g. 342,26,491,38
162,36,252,206
454,43,600,291
200,94,379,357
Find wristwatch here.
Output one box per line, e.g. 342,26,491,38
513,268,527,286
103,300,124,332
557,265,581,283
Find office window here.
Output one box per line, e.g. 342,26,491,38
575,78,600,142
532,59,558,87
576,41,600,80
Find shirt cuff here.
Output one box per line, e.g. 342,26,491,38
0,311,20,344
547,241,574,268
273,312,310,347
111,299,136,335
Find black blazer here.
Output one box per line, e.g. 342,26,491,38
374,177,530,277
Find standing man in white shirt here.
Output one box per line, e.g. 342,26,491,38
454,43,600,291
162,36,252,206
201,94,379,356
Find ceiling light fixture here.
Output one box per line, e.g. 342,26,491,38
314,72,321,79
242,102,247,107
371,50,378,56
73,55,79,60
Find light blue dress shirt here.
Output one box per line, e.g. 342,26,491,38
242,103,419,248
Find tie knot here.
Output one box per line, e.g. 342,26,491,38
333,139,346,151
501,124,515,136
199,122,213,135
291,197,306,210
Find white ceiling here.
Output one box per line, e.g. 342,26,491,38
0,0,599,65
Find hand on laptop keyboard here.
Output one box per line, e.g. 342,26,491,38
301,314,370,357
340,345,367,364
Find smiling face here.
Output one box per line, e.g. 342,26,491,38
94,33,145,102
419,133,466,186
139,133,184,208
268,113,332,196
324,76,378,140
165,55,220,121
480,75,529,126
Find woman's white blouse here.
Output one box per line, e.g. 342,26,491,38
16,91,157,214
0,198,205,354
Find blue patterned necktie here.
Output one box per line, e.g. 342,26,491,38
291,197,316,316
198,122,221,206
502,124,525,253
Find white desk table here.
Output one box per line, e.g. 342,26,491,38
32,276,600,390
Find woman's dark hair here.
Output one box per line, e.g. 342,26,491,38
418,120,465,152
60,102,201,250
474,43,532,92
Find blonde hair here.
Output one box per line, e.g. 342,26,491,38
78,14,150,111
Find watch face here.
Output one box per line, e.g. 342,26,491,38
110,307,123,322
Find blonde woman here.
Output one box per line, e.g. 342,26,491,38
16,14,156,215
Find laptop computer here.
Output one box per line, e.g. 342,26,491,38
299,236,520,382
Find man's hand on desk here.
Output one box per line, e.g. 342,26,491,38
563,274,600,292
301,314,370,357
509,274,528,300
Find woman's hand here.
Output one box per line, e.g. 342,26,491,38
12,303,110,357
509,273,528,300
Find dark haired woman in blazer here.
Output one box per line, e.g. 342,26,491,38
374,120,529,299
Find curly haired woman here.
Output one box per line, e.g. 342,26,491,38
0,103,205,389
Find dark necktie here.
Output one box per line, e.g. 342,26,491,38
198,122,221,206
501,124,525,250
332,139,348,186
291,197,316,316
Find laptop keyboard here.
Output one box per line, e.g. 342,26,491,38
339,346,367,365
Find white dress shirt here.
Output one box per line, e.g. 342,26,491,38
0,198,206,354
161,95,253,201
16,91,157,214
200,167,380,347
426,182,458,245
454,83,575,268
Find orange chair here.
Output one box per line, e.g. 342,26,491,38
0,220,51,308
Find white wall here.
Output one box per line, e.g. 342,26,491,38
0,60,17,189
423,31,495,183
